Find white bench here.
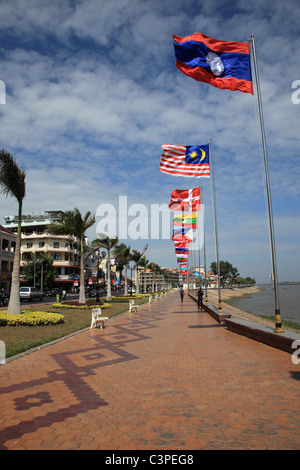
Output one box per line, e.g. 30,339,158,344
90,308,109,329
129,299,139,312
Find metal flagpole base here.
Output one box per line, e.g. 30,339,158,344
218,301,223,313
273,309,284,333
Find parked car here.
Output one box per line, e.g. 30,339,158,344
46,288,60,297
20,287,43,302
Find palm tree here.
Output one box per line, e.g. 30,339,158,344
149,262,162,292
92,235,119,301
130,244,148,295
113,243,131,296
48,208,95,304
138,255,149,293
0,150,26,315
149,262,157,293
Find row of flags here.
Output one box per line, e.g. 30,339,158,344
155,31,281,326
171,189,199,274
158,32,254,279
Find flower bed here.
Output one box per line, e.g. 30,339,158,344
52,302,111,309
0,311,65,326
58,299,103,306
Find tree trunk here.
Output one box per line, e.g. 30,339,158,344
135,265,139,295
79,235,86,304
106,249,112,301
124,265,128,296
7,203,22,315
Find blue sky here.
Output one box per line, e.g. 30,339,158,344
0,0,299,283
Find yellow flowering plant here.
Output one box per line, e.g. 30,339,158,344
0,311,65,326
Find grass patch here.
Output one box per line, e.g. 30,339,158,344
255,314,300,332
223,300,300,332
0,296,148,359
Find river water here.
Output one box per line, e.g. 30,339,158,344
227,284,300,325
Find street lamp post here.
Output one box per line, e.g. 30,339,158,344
96,250,106,302
96,253,100,302
129,263,134,297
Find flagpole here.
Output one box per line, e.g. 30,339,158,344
186,253,190,291
198,184,201,290
209,139,222,313
250,34,283,333
201,185,208,303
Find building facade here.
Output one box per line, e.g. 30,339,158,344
3,211,91,290
137,267,180,292
0,225,16,291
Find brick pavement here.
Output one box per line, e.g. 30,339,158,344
0,291,299,450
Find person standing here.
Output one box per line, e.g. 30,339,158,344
180,287,184,302
197,287,203,310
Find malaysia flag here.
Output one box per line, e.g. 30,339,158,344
160,144,210,178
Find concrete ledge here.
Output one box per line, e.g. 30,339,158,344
224,317,300,354
189,293,231,324
204,304,232,324
189,292,300,354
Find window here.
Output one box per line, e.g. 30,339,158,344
51,253,62,261
53,241,59,248
38,241,45,248
2,239,9,251
26,242,33,248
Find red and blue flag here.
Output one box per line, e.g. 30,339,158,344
175,248,189,254
173,33,253,94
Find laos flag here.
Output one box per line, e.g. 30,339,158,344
173,33,253,94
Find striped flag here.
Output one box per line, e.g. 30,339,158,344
173,211,197,228
175,248,189,254
176,254,187,260
169,188,200,211
174,241,191,248
171,227,194,241
160,144,210,178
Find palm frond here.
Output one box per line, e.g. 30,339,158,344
0,149,26,203
48,208,95,238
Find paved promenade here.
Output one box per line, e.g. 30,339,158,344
0,291,299,450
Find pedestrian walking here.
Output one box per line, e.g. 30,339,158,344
197,287,203,310
180,287,184,302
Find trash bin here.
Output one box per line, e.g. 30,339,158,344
56,293,60,303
